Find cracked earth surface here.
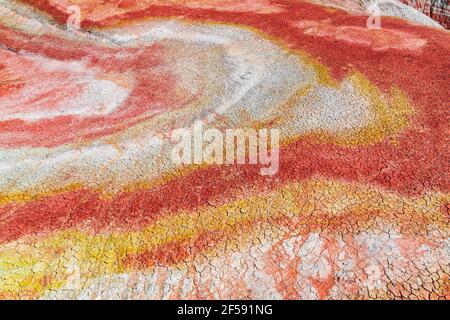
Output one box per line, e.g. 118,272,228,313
0,0,448,299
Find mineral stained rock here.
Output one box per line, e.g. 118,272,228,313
0,0,448,300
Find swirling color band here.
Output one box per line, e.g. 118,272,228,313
0,0,448,299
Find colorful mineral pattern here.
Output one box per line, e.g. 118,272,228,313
0,0,449,300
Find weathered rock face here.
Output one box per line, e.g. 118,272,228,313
400,0,449,29
0,0,448,300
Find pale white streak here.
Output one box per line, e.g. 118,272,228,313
289,79,374,134
0,78,129,121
